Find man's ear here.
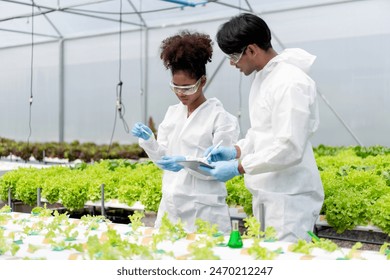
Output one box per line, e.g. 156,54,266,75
247,44,258,55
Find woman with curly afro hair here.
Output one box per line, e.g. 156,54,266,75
132,30,240,233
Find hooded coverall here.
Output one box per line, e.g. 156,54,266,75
237,48,324,242
139,97,239,233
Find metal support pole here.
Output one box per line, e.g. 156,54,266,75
58,39,65,143
37,187,41,207
258,203,265,232
100,184,105,217
8,187,12,211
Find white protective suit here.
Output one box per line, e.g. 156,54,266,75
139,97,239,233
237,48,324,242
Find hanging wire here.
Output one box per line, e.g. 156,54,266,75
108,0,130,152
116,0,130,134
139,0,145,124
27,0,35,147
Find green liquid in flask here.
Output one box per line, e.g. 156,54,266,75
228,219,243,248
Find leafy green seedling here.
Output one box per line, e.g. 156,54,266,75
128,211,145,232
31,204,53,217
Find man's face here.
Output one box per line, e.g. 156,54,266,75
229,47,257,76
226,46,247,65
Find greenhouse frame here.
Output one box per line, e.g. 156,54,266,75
1,0,389,146
1,0,390,272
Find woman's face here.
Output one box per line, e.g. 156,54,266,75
170,71,205,106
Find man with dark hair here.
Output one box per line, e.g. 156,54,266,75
201,13,324,242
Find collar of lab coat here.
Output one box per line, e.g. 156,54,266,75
262,48,316,75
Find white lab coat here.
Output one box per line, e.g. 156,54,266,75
237,48,324,242
139,97,239,233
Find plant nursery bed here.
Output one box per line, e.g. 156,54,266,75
316,228,389,251
6,199,389,251
68,206,156,226
315,215,390,250
316,215,383,233
1,211,388,260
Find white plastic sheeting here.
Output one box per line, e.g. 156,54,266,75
0,0,389,146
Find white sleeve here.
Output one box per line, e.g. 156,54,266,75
213,111,240,146
241,82,317,174
138,111,172,161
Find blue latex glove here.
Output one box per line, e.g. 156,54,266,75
131,122,153,140
204,145,237,163
199,160,240,182
156,156,186,172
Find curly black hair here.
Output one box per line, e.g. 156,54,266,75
160,30,213,80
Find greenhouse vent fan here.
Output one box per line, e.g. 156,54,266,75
161,0,209,7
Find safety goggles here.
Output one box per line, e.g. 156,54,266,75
226,46,247,64
169,76,203,95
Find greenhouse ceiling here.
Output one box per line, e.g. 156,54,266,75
1,0,389,147
0,0,384,49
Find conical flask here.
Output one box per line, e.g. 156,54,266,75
228,219,243,248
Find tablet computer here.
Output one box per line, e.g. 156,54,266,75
176,159,214,177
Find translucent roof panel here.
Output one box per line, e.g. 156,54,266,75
3,0,389,48
1,0,390,146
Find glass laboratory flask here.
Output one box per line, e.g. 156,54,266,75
228,219,243,248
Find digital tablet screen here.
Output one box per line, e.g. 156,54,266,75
176,160,214,177
177,160,214,168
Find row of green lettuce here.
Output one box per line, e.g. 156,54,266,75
314,145,390,233
0,137,146,162
0,145,390,234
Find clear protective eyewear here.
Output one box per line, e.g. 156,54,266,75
226,46,247,64
169,76,203,96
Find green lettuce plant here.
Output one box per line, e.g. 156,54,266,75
0,229,20,256
247,239,279,260
80,214,110,231
243,216,280,260
31,205,53,217
187,235,221,260
58,172,88,210
84,230,153,260
0,205,11,213
128,211,145,232
370,193,390,233
379,242,390,260
226,175,252,216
